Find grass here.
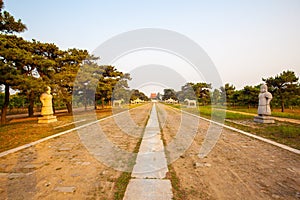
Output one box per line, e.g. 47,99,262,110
226,121,300,149
166,104,252,120
114,172,131,200
164,103,300,150
227,106,300,120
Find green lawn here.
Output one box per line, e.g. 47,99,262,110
227,107,300,120
164,103,300,150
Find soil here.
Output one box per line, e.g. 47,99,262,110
156,103,300,200
0,103,152,200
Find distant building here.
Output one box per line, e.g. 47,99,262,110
150,93,157,99
150,93,158,102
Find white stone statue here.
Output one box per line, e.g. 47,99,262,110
257,84,272,116
40,86,54,116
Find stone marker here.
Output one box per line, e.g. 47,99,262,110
38,86,57,123
254,84,275,123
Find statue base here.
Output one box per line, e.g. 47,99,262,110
38,115,57,124
254,115,275,124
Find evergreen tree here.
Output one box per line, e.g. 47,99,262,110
0,0,27,124
263,70,299,112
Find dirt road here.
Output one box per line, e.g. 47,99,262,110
0,103,152,200
157,103,300,200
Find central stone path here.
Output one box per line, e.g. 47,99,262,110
123,104,173,200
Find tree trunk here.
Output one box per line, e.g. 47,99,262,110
1,85,9,125
52,99,56,114
281,101,284,112
28,91,34,117
101,97,105,109
66,102,73,113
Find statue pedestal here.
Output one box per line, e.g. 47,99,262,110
254,115,275,124
38,115,57,124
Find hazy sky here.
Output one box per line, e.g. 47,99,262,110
5,0,300,94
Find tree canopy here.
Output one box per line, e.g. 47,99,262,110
263,70,299,112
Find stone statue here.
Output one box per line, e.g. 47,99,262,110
38,86,57,123
254,84,274,123
40,86,54,116
257,84,272,116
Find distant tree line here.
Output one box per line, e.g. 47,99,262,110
0,1,147,124
162,70,300,112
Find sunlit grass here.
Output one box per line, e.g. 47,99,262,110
163,103,300,150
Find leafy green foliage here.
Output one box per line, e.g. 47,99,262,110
129,89,149,101
263,70,299,112
0,1,26,34
162,88,177,100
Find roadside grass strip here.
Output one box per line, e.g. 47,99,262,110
167,105,300,155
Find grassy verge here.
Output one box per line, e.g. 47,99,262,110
226,107,300,120
163,103,300,150
114,172,132,200
226,121,300,150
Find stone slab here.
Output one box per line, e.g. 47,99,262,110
54,186,76,193
139,135,164,153
132,151,168,179
123,179,173,200
254,115,275,123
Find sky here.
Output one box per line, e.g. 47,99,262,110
5,0,300,95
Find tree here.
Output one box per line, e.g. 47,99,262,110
239,85,259,108
177,83,196,102
191,82,212,105
162,89,177,100
212,89,220,104
0,0,27,34
55,49,91,113
96,66,131,109
220,83,235,106
0,35,30,124
263,70,299,112
0,0,27,124
130,89,149,101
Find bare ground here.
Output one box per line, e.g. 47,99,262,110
0,103,152,200
157,104,300,200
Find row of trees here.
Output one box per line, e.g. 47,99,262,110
161,70,300,112
0,1,147,124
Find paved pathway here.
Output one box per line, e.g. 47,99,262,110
123,104,173,200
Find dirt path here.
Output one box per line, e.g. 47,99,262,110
0,103,152,200
157,104,300,200
218,109,300,124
